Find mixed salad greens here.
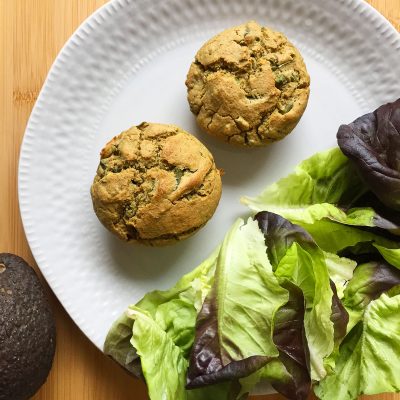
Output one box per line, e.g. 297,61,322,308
104,99,400,400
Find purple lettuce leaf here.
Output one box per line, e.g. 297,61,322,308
337,98,400,210
186,218,289,388
271,281,311,400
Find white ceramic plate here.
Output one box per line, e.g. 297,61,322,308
19,0,400,360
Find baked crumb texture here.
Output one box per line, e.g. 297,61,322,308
186,21,310,146
91,123,222,246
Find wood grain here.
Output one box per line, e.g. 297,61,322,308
0,1,398,399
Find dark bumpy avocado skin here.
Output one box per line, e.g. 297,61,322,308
0,253,56,400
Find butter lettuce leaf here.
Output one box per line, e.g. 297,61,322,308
237,282,310,400
299,219,398,254
337,98,400,211
103,311,141,377
343,261,400,332
242,147,365,216
255,212,347,381
187,218,289,388
324,252,356,299
275,243,334,381
130,307,188,400
373,244,400,270
242,146,399,233
104,250,220,398
129,307,235,400
270,282,311,399
315,292,400,400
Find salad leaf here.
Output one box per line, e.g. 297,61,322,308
351,191,400,234
273,282,308,374
135,248,219,357
238,281,311,400
254,211,315,269
373,244,400,270
238,279,312,400
324,252,356,299
242,147,399,234
299,219,398,254
274,243,333,381
237,361,290,399
103,311,141,377
104,249,219,371
337,98,400,210
315,292,400,400
135,247,219,317
271,282,311,399
129,307,236,400
242,147,365,216
187,218,289,388
130,307,189,400
238,358,308,400
255,212,346,381
343,261,400,332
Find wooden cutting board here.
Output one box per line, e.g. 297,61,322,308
0,1,399,399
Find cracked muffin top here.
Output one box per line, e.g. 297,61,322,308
186,21,310,147
91,122,222,246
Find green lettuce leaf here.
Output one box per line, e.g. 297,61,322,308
130,307,188,399
254,212,348,382
236,280,311,400
324,252,356,299
374,244,400,270
238,279,311,400
242,147,399,233
299,219,398,254
242,147,365,215
103,311,141,377
275,243,333,381
351,191,400,235
129,307,235,400
187,218,289,388
269,281,311,399
134,248,219,357
104,250,225,399
343,261,400,332
315,292,400,400
237,361,293,399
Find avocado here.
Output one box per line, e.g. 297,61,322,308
0,253,56,400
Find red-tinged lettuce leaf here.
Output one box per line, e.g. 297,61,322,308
254,211,315,270
351,191,400,235
236,280,311,400
323,280,350,375
104,250,221,399
129,306,243,400
186,292,271,388
330,281,348,342
255,212,346,381
337,98,400,211
270,353,310,400
271,281,311,400
315,292,400,400
187,218,289,388
343,260,400,332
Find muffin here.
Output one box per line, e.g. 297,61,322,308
0,253,56,400
186,20,310,146
91,123,222,246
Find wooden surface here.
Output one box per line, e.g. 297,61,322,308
0,0,399,399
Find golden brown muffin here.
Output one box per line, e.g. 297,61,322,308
186,21,310,146
91,123,222,246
